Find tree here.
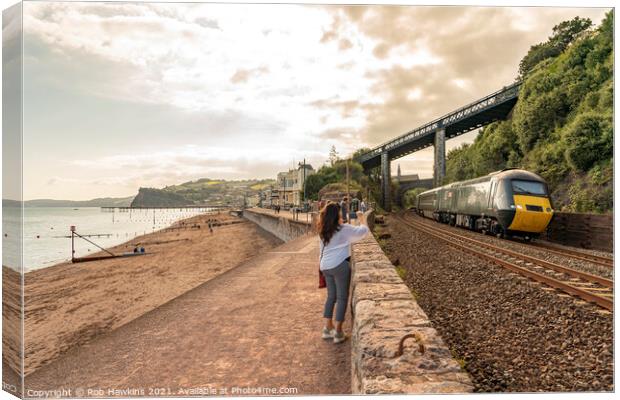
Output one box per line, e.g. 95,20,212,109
304,174,326,200
352,147,372,160
402,188,426,209
328,145,339,166
333,159,364,183
519,16,592,77
563,112,612,172
551,16,593,49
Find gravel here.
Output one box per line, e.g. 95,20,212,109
380,215,613,393
406,213,613,280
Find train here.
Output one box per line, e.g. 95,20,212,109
415,168,554,240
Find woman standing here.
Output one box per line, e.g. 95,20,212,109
318,202,369,344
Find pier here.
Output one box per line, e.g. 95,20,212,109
101,205,229,211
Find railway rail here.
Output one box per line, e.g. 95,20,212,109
393,214,613,311
524,241,613,269
411,213,613,269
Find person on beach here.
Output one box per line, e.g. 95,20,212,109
318,202,369,344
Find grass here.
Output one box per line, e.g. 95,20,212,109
250,183,269,190
451,349,467,369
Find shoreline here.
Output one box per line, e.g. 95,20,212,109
3,211,283,377
10,207,219,273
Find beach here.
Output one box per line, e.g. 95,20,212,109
2,212,283,376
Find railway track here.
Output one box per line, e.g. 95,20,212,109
393,214,613,311
410,214,613,269
525,241,613,269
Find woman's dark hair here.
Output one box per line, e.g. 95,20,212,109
318,202,341,245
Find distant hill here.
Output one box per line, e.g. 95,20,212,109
2,199,21,208
3,196,135,208
4,178,277,209
130,178,276,207
130,188,188,207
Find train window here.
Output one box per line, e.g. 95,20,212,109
511,180,546,196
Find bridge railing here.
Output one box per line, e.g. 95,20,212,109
357,81,522,164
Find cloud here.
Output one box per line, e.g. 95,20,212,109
309,98,363,119
320,29,337,43
230,66,269,84
18,2,611,199
372,42,390,59
194,17,220,30
60,144,329,198
338,38,353,50
325,5,609,145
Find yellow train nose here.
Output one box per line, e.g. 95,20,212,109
508,195,554,233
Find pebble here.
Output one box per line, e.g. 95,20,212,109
381,215,613,393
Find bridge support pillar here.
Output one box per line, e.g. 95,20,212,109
381,150,391,212
434,128,446,187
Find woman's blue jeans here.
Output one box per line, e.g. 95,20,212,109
322,259,351,322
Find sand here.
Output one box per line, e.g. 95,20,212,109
25,234,351,395
2,212,283,377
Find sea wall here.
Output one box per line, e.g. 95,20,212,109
242,209,312,242
350,211,473,394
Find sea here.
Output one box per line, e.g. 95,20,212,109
2,206,213,271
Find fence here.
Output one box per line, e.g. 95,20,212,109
545,212,613,252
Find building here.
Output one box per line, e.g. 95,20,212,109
257,186,275,208
245,194,260,207
274,162,315,207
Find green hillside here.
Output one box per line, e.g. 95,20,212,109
130,178,276,207
130,188,188,207
444,12,613,213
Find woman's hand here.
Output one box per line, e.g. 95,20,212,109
356,211,366,225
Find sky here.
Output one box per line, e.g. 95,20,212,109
4,1,610,200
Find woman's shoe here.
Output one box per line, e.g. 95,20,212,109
333,331,347,344
322,327,336,339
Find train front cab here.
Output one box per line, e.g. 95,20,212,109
493,174,554,238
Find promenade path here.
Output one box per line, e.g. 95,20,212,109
253,206,314,224
25,230,351,395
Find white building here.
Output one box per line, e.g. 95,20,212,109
275,162,315,207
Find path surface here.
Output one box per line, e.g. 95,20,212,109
25,234,351,396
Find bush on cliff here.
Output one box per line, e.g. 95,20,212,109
444,11,613,213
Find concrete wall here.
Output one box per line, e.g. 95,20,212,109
243,209,312,242
350,212,473,394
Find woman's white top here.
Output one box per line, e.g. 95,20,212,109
319,224,370,271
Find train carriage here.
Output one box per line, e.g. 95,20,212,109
416,168,554,239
